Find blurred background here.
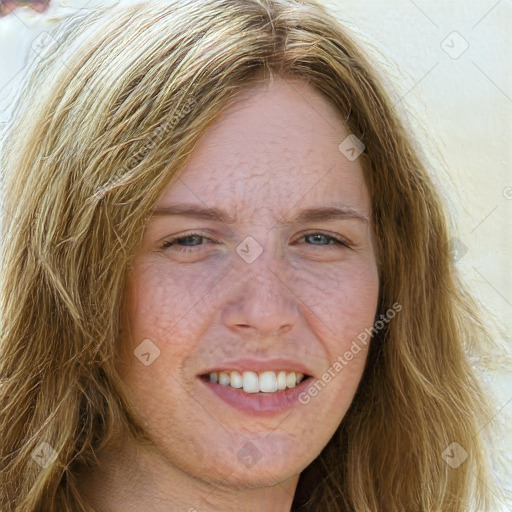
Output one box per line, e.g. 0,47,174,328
1,0,511,509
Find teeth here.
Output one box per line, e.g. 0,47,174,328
206,370,306,393
259,371,277,393
243,371,259,393
230,371,243,389
277,371,287,391
218,372,230,386
286,371,297,388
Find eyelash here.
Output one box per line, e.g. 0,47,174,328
160,231,351,253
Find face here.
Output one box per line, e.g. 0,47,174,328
118,77,379,490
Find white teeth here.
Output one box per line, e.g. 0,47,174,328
218,372,230,386
259,371,277,393
277,371,287,391
242,371,259,393
207,370,306,393
230,371,243,389
286,371,296,389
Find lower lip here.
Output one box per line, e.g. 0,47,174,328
199,377,312,416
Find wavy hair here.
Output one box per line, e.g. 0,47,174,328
0,0,498,510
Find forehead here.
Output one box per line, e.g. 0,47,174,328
156,77,369,214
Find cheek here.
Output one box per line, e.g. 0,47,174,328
289,259,379,348
123,260,224,347
294,264,378,417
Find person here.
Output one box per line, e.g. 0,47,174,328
0,0,498,510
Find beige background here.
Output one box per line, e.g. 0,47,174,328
1,0,510,509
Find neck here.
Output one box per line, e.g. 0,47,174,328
77,435,299,512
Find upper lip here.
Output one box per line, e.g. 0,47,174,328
199,357,315,377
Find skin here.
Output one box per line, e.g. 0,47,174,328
80,77,380,512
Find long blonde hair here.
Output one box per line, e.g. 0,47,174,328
0,1,498,510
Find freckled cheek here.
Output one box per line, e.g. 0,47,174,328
294,263,379,339
125,264,222,347
119,263,222,390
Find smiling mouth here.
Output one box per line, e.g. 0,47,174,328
200,370,310,394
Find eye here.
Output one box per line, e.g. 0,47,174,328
160,230,351,254
298,231,351,249
160,232,216,253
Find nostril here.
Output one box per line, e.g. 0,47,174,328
0,1,50,17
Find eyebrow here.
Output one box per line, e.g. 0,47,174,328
151,203,369,224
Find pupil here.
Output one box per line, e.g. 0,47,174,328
180,235,201,246
309,234,326,244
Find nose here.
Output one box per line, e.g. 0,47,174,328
221,245,300,338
